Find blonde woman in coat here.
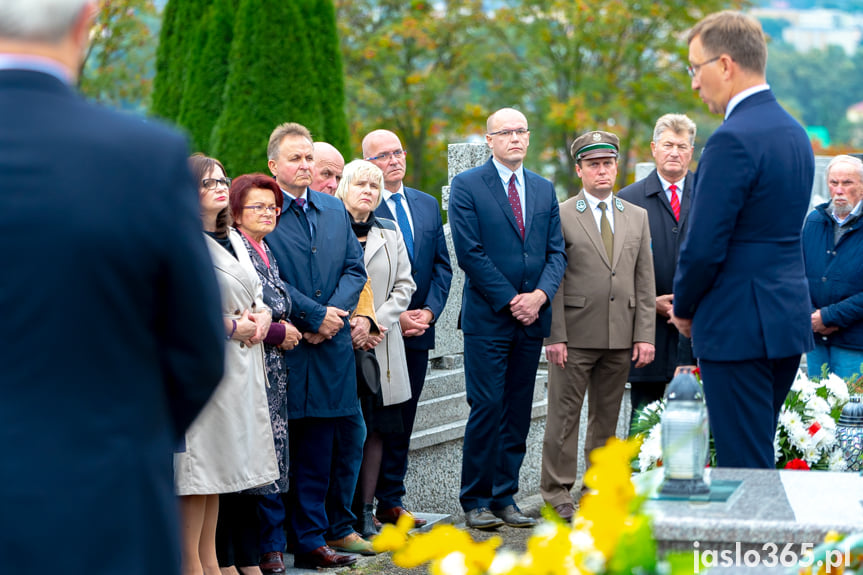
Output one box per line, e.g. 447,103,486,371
335,159,416,542
176,155,278,575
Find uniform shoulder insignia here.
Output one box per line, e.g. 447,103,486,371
576,199,587,212
615,197,624,212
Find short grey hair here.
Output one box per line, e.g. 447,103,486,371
267,122,313,161
0,0,89,42
826,154,863,183
334,160,384,211
653,114,697,146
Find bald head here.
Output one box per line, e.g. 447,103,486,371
311,142,345,195
362,130,407,193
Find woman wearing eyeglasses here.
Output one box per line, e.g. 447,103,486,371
227,173,302,571
175,155,279,575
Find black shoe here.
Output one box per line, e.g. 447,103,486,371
357,503,379,539
293,545,357,569
492,504,537,528
464,507,504,530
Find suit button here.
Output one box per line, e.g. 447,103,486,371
239,342,245,348
523,252,528,258
610,296,615,301
300,312,306,319
822,336,828,341
233,309,241,315
312,247,317,253
672,227,678,233
612,271,616,276
315,289,322,297
822,277,828,282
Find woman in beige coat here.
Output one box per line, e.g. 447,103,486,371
335,160,416,540
176,155,278,575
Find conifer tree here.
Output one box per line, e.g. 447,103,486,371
211,0,322,176
300,0,350,155
151,0,207,122
177,0,237,153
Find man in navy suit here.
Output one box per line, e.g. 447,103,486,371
362,129,453,527
618,114,697,423
671,11,815,468
264,123,368,568
450,108,566,529
0,2,225,573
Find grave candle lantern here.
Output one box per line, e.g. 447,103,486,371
837,395,863,472
660,372,710,496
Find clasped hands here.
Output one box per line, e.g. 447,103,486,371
303,306,349,345
231,308,272,346
510,289,547,326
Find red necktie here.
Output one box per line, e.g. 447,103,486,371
669,184,680,221
508,174,525,239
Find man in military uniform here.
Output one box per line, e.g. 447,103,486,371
541,131,656,520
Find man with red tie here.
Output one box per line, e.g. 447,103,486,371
618,114,697,424
450,108,566,529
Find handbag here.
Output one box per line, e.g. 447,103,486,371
355,348,381,397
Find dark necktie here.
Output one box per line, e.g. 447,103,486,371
508,174,525,239
392,193,414,259
669,184,680,221
293,198,310,237
598,201,613,262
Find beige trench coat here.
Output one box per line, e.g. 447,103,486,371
174,229,278,495
366,218,416,406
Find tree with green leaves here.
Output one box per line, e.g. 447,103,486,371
335,0,493,197
489,0,742,196
79,0,158,110
210,0,322,176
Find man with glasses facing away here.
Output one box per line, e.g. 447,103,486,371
362,129,453,529
670,11,815,469
618,114,697,426
449,108,566,529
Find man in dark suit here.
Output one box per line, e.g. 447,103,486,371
264,123,368,568
450,108,566,529
0,2,225,573
362,129,453,527
618,114,696,423
671,11,815,468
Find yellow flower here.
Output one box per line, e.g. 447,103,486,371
393,524,501,570
825,530,842,544
371,513,414,553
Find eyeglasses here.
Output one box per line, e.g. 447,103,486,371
686,56,720,78
366,149,407,162
243,204,281,215
658,142,691,153
488,128,530,138
202,177,232,190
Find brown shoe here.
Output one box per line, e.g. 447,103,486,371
375,505,428,528
553,502,575,521
293,545,357,569
260,551,285,574
326,532,375,556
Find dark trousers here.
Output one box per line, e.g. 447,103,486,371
257,494,286,554
289,414,365,553
459,331,542,512
700,355,800,468
216,493,260,567
375,347,429,510
325,411,366,539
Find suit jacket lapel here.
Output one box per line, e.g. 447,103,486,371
481,162,523,241
206,233,256,301
610,195,628,267
678,172,694,231
364,223,387,264
574,191,611,269
523,172,536,241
